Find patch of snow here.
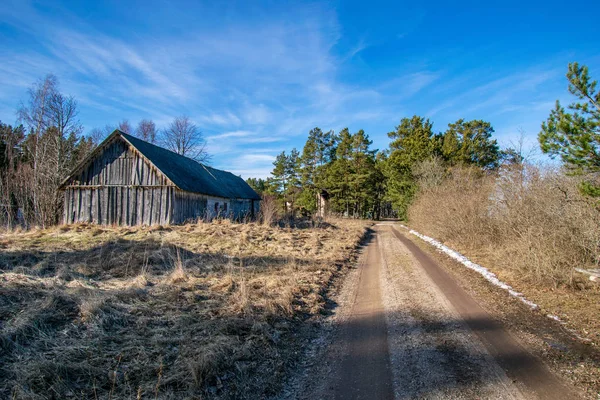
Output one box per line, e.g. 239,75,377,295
399,225,546,310
397,225,597,344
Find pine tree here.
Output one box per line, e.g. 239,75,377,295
442,119,500,170
349,129,376,218
327,128,353,215
271,151,289,197
286,148,301,213
385,116,436,219
539,62,600,195
298,127,336,212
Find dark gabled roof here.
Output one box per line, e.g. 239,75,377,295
120,132,261,200
63,130,261,200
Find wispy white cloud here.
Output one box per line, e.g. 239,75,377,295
207,130,254,140
199,113,242,127
0,0,590,179
425,67,562,119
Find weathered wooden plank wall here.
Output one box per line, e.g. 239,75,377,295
63,186,174,225
63,139,174,225
172,190,208,224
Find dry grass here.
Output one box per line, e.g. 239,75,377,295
0,218,369,399
408,163,600,342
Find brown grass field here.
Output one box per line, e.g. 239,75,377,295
0,219,369,399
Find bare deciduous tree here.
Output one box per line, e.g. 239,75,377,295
89,125,115,146
17,74,59,225
17,74,58,138
118,119,132,134
136,119,157,143
47,92,83,177
12,74,89,227
162,116,210,162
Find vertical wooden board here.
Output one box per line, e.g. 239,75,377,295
86,189,92,222
167,187,173,224
104,187,109,225
137,187,142,225
64,190,69,224
146,189,152,225
116,188,120,225
63,190,69,224
132,155,137,185
125,187,130,225
133,187,138,225
111,187,116,225
81,190,87,222
122,187,126,225
90,188,95,223
158,187,163,224
101,187,107,225
173,190,180,224
155,188,160,224
132,187,137,225
134,156,139,185
72,190,77,222
139,188,144,225
77,188,82,222
97,188,102,224
71,189,76,223
112,187,117,225
149,188,154,225
107,187,112,225
163,187,168,224
87,190,92,222
141,189,147,225
115,186,120,225
70,189,75,223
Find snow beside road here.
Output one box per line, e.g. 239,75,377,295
399,225,564,320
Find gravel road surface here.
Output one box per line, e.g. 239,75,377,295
287,224,579,400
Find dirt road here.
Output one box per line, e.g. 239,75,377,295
288,224,579,399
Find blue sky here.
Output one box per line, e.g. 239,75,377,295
1,0,599,178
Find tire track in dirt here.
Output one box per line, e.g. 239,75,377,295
329,233,394,399
387,225,580,399
378,225,523,399
283,224,580,399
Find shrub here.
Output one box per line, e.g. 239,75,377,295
409,162,600,287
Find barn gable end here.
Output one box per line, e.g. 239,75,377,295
62,136,176,225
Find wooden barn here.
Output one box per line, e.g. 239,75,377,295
60,130,261,225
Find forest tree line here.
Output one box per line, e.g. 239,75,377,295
249,119,503,219
1,62,597,227
248,62,600,220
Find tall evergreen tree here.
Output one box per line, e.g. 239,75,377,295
539,62,600,195
385,116,436,219
271,151,289,197
298,127,336,212
349,129,376,217
327,128,353,215
442,119,500,170
286,148,301,212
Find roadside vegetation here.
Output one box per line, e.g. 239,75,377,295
0,219,368,399
407,63,600,342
